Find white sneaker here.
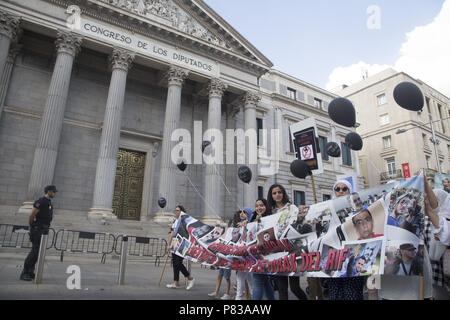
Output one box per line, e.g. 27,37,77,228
220,293,231,300
186,278,195,290
208,291,218,298
166,283,181,289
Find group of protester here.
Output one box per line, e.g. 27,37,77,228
20,175,449,300
165,177,450,300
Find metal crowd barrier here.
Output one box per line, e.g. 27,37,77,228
114,235,168,266
0,224,55,249
53,229,116,264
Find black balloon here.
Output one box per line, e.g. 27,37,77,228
238,165,252,184
177,161,187,172
345,132,363,151
157,197,167,209
328,97,356,127
202,140,211,153
393,81,424,111
326,141,341,157
290,159,310,179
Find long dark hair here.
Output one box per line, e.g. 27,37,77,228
176,205,186,213
267,184,290,210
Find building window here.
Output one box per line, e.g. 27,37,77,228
425,97,431,114
323,194,331,201
319,136,329,161
438,104,446,133
422,133,428,147
256,117,263,146
386,157,396,175
293,190,305,206
288,127,294,153
341,142,352,166
287,87,296,100
377,93,386,105
382,135,392,149
258,186,264,200
379,114,389,125
425,155,431,169
314,98,322,109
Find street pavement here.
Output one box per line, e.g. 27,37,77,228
0,249,222,300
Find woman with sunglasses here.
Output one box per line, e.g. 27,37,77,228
325,180,366,300
267,184,308,300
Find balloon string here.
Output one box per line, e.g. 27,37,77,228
182,170,221,218
210,162,242,212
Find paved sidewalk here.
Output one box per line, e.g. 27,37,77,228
0,250,220,300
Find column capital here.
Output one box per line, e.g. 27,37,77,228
7,42,22,63
208,78,227,99
0,10,20,40
165,65,189,86
55,30,83,57
109,47,135,71
242,91,261,109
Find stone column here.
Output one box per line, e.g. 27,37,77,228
153,66,189,224
0,10,20,82
202,78,227,225
18,31,82,214
88,48,135,221
243,91,261,209
0,41,21,120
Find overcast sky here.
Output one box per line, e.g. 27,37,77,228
204,0,449,97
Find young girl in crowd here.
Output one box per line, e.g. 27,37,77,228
267,184,308,300
251,198,276,300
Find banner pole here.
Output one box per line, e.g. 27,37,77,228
310,174,318,204
158,253,170,287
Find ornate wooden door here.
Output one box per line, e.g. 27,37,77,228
112,149,146,221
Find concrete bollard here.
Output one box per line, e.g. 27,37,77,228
117,235,128,285
34,230,49,284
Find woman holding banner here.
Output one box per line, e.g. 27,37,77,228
166,205,195,290
267,184,308,300
326,180,366,300
251,198,276,300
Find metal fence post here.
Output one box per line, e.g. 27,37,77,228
117,235,128,285
34,229,49,284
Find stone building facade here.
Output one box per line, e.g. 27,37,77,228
0,0,359,227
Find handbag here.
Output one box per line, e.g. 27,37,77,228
443,248,450,277
428,237,447,261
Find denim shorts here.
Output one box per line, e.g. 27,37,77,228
218,268,231,280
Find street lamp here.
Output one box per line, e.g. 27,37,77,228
396,115,449,173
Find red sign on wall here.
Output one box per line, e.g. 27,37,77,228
402,163,411,178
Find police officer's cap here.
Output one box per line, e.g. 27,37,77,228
44,185,58,193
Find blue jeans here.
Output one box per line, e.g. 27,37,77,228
252,273,275,300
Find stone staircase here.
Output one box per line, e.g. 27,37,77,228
0,205,173,240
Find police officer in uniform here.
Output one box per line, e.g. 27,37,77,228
20,185,57,281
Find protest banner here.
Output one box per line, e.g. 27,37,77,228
171,172,426,278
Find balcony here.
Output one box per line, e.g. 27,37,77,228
380,169,403,182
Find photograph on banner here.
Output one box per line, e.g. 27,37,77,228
434,173,450,193
337,238,384,277
383,226,423,276
386,185,424,238
177,236,191,257
245,221,258,244
340,200,386,241
276,204,299,238
171,234,181,252
197,224,226,247
291,200,339,238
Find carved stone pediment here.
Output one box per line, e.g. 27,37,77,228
99,0,231,50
